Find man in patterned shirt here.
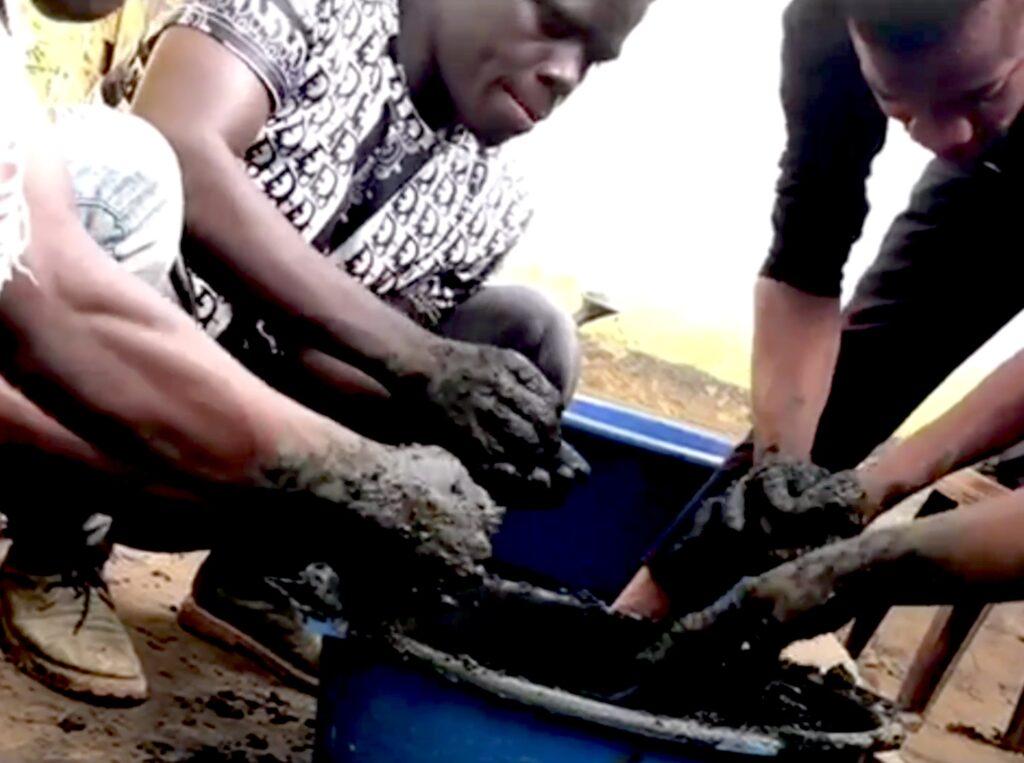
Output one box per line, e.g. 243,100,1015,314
0,0,500,706
127,0,651,687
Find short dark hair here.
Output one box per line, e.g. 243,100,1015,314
840,0,985,52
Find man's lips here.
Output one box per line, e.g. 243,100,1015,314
501,83,545,124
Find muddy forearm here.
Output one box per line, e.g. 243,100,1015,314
785,490,1024,619
751,278,842,461
133,29,439,385
874,490,1024,606
1,247,309,482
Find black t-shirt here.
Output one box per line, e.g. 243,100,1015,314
759,0,888,297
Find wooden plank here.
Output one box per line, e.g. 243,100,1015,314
892,469,1011,715
896,603,994,714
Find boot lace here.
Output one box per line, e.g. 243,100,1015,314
42,514,114,635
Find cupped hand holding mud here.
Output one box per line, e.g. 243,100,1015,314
725,457,874,560
643,488,1024,675
411,339,586,488
262,439,504,576
635,529,898,684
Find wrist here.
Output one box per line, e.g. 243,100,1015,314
858,452,927,515
752,432,812,465
382,333,445,386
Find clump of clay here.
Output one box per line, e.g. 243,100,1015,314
261,441,503,575
663,460,869,615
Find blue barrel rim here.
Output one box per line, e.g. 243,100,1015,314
387,635,909,758
565,396,735,468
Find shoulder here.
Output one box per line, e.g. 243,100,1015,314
782,0,855,62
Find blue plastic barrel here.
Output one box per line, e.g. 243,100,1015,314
316,397,900,762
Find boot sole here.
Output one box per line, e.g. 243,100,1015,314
178,596,318,694
0,610,148,707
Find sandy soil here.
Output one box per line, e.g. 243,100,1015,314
0,546,315,763
578,335,752,439
0,336,1022,762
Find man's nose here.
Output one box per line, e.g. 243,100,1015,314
537,40,586,103
908,112,975,158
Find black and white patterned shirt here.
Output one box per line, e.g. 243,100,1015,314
148,0,532,341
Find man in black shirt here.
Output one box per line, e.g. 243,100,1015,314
615,0,1024,620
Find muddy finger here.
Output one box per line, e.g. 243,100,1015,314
556,441,590,478
527,467,552,489
477,400,545,455
493,380,561,438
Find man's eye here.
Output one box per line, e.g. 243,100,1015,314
534,0,577,39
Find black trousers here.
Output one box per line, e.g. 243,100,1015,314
646,154,1024,610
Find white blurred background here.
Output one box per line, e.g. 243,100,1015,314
500,0,1024,433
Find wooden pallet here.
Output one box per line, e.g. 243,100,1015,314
848,469,1024,752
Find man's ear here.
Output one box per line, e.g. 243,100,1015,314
28,0,125,22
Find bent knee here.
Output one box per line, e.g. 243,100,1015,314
55,107,184,290
461,285,580,397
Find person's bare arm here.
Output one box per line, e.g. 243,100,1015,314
751,278,842,461
612,283,842,619
0,373,110,469
1,119,346,482
132,28,440,385
856,350,1024,513
131,28,566,479
649,490,1024,665
0,132,499,575
758,490,1024,629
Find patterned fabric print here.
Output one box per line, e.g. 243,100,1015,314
154,0,530,341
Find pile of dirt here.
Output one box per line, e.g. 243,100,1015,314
578,334,751,439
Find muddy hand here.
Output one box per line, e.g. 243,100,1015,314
722,458,871,561
416,339,568,481
358,443,505,573
640,552,854,674
483,440,591,497
271,441,504,578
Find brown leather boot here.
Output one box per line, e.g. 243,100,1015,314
0,514,147,705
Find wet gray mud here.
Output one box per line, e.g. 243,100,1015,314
261,441,503,575
418,339,563,463
399,577,898,747
661,460,869,616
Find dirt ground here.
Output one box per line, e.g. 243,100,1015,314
0,547,316,762
1,335,1023,762
578,334,753,439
